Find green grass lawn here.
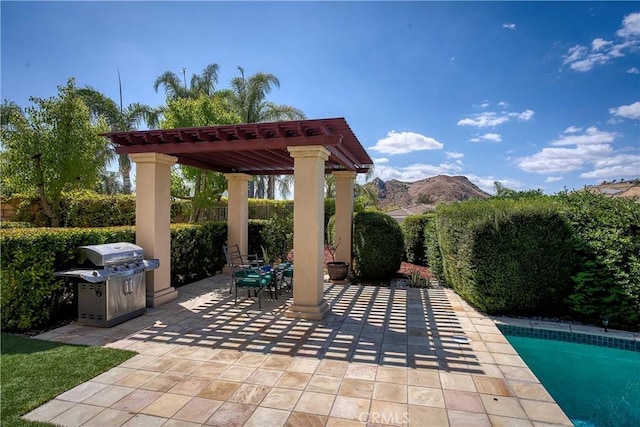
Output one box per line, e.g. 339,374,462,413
1,333,136,427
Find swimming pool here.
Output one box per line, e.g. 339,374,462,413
503,332,640,427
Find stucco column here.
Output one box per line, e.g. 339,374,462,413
286,146,330,320
129,153,178,307
333,171,356,270
224,173,251,257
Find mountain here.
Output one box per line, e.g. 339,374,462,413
367,175,491,209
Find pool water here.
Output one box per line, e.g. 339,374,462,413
505,335,640,427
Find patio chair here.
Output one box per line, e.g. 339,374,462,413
223,244,264,294
223,244,271,308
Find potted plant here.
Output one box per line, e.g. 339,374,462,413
326,239,349,281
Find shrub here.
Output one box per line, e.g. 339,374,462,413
0,227,136,331
11,191,195,226
170,222,227,286
437,198,575,316
260,210,293,262
401,214,434,265
0,222,229,332
248,220,267,257
324,198,336,241
326,215,336,246
559,191,640,330
352,211,404,280
0,221,32,229
424,217,446,284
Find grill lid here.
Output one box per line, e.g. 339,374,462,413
77,242,144,267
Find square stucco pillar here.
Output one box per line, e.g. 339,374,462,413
333,171,356,269
224,173,251,257
286,146,330,320
129,153,178,308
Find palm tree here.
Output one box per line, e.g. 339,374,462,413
78,84,151,194
221,66,306,198
153,64,220,100
147,64,221,128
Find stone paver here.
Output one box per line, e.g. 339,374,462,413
23,274,574,426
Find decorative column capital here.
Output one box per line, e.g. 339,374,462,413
129,152,177,166
223,173,253,182
332,170,357,180
287,145,330,161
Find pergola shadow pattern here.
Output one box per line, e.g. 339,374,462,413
29,275,574,427
114,278,484,376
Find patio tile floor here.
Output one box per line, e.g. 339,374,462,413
24,274,574,426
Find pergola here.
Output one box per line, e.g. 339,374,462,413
103,118,373,320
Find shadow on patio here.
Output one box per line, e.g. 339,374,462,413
111,274,486,376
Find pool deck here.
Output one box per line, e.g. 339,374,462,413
22,274,611,427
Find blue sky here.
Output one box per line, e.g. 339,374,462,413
2,1,639,195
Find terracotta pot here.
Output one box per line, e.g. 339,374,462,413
326,261,349,281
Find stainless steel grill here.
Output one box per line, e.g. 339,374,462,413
55,242,159,327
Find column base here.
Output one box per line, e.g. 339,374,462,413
285,299,330,320
146,287,178,308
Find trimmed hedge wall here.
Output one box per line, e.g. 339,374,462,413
423,217,445,283
352,211,404,280
560,191,640,330
1,226,136,331
436,198,575,316
0,222,232,332
9,192,297,227
401,214,434,265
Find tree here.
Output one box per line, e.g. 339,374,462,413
221,66,306,198
0,78,110,226
147,64,221,127
77,81,152,194
159,94,241,221
153,64,220,100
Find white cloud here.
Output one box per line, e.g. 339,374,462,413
502,23,516,30
609,101,640,120
563,126,582,134
471,133,502,143
616,11,640,38
372,162,463,182
545,176,563,183
517,125,637,180
627,67,640,74
591,38,612,51
518,144,613,174
580,154,640,179
373,157,389,164
465,174,524,194
445,151,464,159
458,109,534,128
513,109,535,121
563,12,640,72
498,101,509,108
550,126,616,146
369,130,444,154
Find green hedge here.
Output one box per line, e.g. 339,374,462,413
424,217,445,284
352,211,404,280
0,222,230,332
0,227,136,331
401,214,434,265
560,191,640,330
170,222,227,286
0,221,32,229
437,198,575,316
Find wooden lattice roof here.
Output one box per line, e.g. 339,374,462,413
102,118,373,175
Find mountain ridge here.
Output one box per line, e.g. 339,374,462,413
366,175,491,209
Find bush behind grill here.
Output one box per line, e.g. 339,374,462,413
0,223,231,332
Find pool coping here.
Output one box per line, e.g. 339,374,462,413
492,316,640,352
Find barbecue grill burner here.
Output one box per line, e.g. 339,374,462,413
54,242,159,327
